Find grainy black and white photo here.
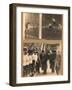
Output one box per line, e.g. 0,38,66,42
21,13,63,77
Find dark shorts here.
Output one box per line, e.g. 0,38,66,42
23,65,29,74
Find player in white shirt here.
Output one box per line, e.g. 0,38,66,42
32,52,38,63
23,53,29,66
23,52,29,76
31,52,38,75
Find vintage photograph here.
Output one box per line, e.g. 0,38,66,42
10,3,70,86
21,13,63,77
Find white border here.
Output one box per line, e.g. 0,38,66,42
16,6,68,83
